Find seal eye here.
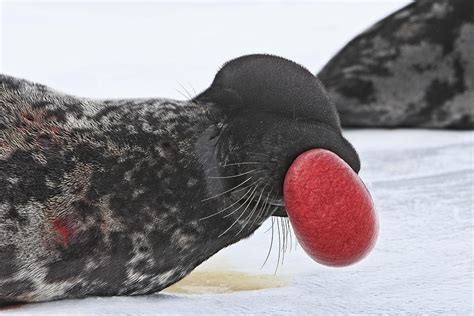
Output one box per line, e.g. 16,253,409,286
208,121,226,141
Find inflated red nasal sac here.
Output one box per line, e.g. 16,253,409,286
283,149,378,267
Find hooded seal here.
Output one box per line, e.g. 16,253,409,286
0,54,359,304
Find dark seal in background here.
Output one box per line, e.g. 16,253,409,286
318,0,474,129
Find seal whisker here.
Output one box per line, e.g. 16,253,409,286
285,218,289,256
187,81,197,99
222,161,262,167
206,161,262,172
223,183,260,218
199,186,253,221
200,176,253,202
251,193,268,228
259,196,269,220
286,218,293,252
228,177,264,195
247,151,271,158
250,187,273,229
218,185,259,238
264,219,274,233
177,82,193,100
204,162,263,176
237,183,268,235
281,217,287,263
261,214,276,269
274,216,282,275
174,87,191,101
208,169,256,179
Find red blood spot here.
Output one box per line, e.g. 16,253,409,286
51,218,73,245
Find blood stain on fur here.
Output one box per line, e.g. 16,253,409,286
51,218,73,245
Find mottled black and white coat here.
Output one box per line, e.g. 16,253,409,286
319,0,474,129
0,55,360,304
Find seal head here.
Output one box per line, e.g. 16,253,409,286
195,54,360,215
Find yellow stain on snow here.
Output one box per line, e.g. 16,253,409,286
164,260,288,294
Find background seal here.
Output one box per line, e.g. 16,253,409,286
318,0,474,129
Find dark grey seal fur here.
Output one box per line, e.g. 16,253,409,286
0,54,359,304
319,0,474,129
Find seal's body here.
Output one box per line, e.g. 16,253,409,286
0,55,359,304
319,0,474,129
0,75,230,304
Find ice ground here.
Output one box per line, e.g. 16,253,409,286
3,129,473,315
1,1,473,314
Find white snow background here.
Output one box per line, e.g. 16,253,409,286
1,1,473,314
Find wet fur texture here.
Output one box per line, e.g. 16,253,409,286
319,0,474,129
0,55,358,304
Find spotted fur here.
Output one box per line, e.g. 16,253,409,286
0,74,235,304
319,0,474,129
0,55,360,304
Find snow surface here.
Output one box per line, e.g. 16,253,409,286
1,1,473,315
